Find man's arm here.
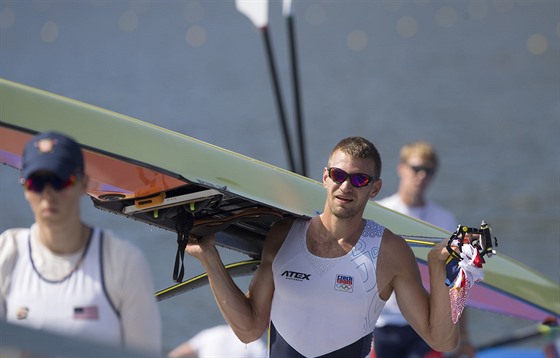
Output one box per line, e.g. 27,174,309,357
186,219,292,343
453,310,476,357
381,231,459,352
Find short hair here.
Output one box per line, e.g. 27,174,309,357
399,141,439,169
328,136,382,178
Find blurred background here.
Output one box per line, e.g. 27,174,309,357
1,0,558,355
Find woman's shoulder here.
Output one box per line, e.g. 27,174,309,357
98,228,149,267
0,228,30,297
0,227,30,252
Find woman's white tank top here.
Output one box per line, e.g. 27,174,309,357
5,228,122,346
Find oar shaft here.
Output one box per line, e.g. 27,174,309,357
401,235,445,246
261,28,298,174
155,260,261,301
286,14,306,176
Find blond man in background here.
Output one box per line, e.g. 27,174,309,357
374,141,474,358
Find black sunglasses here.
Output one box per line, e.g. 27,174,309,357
327,167,376,188
20,174,79,193
408,164,435,177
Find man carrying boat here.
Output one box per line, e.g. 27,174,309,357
186,136,460,357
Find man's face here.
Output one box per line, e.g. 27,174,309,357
398,154,436,195
323,150,381,219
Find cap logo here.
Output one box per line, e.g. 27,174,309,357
35,138,58,154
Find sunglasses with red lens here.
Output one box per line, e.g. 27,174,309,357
327,167,376,188
20,174,79,193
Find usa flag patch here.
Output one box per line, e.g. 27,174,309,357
73,306,99,320
334,274,354,293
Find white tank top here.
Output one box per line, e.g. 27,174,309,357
271,219,386,357
5,228,122,346
375,193,458,327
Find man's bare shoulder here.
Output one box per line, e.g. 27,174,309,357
271,217,297,232
380,227,411,253
377,227,419,297
261,218,297,262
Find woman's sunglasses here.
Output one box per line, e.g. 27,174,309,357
327,167,376,188
20,174,79,193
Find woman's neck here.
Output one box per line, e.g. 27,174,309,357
35,222,89,255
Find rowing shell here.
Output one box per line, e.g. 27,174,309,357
1,78,558,322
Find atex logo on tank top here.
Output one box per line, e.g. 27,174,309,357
334,274,354,293
281,270,311,281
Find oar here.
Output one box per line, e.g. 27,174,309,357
283,0,307,176
476,318,559,351
235,0,298,174
155,260,261,301
400,234,445,247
